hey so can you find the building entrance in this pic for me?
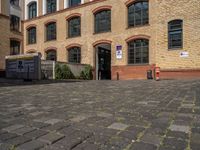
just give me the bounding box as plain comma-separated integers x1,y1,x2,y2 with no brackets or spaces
95,44,111,80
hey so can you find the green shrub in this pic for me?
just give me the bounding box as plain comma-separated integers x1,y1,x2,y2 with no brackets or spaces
61,64,75,79
80,65,93,80
55,64,74,79
55,63,62,79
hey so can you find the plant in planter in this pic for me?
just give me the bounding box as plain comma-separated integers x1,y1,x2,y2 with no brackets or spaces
80,65,93,80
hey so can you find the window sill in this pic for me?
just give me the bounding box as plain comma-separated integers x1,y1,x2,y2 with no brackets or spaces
27,43,37,46
93,30,111,35
10,30,22,35
66,35,81,39
168,47,183,51
126,24,150,30
45,39,57,43
127,63,150,66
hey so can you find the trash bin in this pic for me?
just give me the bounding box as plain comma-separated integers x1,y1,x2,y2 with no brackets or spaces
147,70,153,79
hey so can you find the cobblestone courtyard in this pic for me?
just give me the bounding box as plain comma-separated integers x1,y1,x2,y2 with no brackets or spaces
0,80,200,150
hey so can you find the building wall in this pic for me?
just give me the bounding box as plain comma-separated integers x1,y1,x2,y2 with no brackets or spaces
0,0,23,71
155,0,200,70
21,0,200,79
0,15,10,70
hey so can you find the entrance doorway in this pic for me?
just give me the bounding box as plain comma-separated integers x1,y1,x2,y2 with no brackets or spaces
95,43,111,80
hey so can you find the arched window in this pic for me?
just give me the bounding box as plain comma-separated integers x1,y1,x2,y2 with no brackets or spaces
128,1,149,27
47,0,56,14
10,40,20,55
27,27,36,44
128,39,149,64
46,22,56,41
68,47,81,63
68,17,81,37
69,0,81,7
28,2,37,19
168,20,183,49
94,10,111,33
46,50,57,61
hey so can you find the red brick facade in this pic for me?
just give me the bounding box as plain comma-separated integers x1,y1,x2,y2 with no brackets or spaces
111,65,155,80
160,69,200,80
112,66,200,80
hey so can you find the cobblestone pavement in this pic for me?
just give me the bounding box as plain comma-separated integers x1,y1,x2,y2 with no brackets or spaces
0,80,200,150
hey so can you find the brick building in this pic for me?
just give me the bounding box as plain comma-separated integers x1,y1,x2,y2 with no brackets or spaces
1,0,200,80
0,0,23,74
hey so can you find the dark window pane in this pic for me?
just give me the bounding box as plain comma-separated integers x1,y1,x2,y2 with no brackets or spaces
28,2,37,19
10,15,20,31
46,50,57,61
68,17,81,37
68,47,81,63
69,0,81,7
128,39,149,64
46,22,56,41
10,40,20,55
10,0,19,7
27,27,36,44
95,10,111,33
128,1,149,27
168,20,183,49
47,0,56,14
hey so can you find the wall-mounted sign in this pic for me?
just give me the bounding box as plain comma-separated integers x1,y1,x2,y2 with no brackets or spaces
116,45,122,59
180,52,189,58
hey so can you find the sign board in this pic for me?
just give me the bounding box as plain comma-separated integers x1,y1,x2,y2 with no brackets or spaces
180,52,189,58
5,53,41,80
116,45,122,59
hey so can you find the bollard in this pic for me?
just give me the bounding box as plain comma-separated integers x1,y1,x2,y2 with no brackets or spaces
117,72,119,80
155,67,160,81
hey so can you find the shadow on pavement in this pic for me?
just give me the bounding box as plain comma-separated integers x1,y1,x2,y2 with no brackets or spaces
0,78,85,87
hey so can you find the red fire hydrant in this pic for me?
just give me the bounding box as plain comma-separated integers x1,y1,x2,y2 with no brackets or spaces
155,67,160,81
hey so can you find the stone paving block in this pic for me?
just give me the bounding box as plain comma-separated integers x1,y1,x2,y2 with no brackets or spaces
33,118,50,123
44,119,62,125
29,121,49,129
25,106,36,111
24,130,48,139
11,127,36,135
104,136,131,150
162,137,187,150
0,132,18,142
191,133,200,144
141,134,161,146
5,136,32,146
70,115,87,122
29,111,44,117
72,142,99,150
38,132,65,144
190,143,200,150
108,123,129,131
169,124,190,133
2,124,24,132
41,122,70,132
51,137,83,150
166,130,189,140
16,140,46,150
130,142,157,150
97,112,113,118
0,143,12,150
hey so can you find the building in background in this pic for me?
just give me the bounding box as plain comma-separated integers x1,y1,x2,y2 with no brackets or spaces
0,0,200,80
0,0,23,75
